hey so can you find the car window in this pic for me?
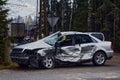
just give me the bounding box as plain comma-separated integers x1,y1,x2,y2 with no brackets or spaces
57,35,74,47
75,34,81,44
44,33,59,46
91,37,97,43
75,34,93,44
91,33,104,41
81,35,93,44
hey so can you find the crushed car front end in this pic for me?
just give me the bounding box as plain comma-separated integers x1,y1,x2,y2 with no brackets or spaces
10,48,30,65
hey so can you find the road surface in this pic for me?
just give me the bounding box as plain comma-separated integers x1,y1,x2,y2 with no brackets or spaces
0,53,120,80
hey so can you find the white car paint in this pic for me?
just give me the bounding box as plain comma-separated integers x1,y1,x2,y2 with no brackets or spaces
11,31,114,68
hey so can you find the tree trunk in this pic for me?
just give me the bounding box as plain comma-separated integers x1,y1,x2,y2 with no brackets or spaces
88,0,92,31
3,37,10,65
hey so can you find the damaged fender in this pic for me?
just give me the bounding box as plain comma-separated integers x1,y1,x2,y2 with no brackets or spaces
37,49,47,57
37,47,55,57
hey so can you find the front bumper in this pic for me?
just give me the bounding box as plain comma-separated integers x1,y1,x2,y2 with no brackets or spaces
11,56,29,64
10,49,36,65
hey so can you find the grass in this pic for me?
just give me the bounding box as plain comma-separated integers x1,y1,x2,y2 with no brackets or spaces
0,63,18,70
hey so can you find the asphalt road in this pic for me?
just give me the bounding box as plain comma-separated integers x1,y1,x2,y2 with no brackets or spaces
0,53,120,80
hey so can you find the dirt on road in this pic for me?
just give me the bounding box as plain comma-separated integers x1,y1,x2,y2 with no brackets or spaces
106,53,120,66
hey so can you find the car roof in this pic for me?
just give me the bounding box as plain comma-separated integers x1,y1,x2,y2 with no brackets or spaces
60,31,101,42
61,31,104,35
61,31,83,35
85,32,104,34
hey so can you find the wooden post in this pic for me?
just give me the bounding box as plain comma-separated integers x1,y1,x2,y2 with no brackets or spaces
44,0,48,36
39,0,42,39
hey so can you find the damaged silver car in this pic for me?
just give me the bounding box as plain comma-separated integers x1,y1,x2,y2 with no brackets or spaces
10,31,114,68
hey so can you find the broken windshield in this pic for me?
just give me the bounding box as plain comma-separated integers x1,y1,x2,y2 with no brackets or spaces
43,32,61,46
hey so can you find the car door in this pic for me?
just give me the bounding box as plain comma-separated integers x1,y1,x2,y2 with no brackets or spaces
79,34,97,60
55,34,81,62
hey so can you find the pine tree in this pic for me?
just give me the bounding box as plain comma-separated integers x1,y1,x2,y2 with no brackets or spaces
73,0,120,51
0,0,10,65
94,0,120,50
72,0,88,32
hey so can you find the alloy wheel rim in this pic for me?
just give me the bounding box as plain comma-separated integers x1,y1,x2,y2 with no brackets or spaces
43,57,53,68
95,53,105,64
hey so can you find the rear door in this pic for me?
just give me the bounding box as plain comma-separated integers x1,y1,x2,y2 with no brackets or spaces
78,34,96,60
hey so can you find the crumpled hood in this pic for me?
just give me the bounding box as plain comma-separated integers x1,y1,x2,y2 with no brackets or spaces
14,40,52,50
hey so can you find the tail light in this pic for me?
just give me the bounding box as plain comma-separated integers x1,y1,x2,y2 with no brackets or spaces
110,43,113,49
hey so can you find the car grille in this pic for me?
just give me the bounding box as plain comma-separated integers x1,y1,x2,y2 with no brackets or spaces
12,48,23,53
11,53,26,57
11,48,25,57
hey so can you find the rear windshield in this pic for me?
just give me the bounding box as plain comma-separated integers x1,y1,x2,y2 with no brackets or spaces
91,34,104,41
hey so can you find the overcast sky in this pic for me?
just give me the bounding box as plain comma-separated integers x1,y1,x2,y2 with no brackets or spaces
7,0,36,18
7,0,73,18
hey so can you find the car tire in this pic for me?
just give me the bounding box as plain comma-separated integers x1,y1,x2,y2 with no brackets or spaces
92,51,106,66
41,55,55,69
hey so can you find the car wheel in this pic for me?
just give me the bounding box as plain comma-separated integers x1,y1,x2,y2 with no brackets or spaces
29,54,40,68
41,55,55,69
92,51,106,66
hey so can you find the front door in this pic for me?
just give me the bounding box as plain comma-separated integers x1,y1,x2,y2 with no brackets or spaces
55,35,81,62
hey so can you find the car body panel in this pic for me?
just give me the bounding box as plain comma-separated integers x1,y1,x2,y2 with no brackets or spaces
10,31,114,67
15,40,52,50
55,44,81,62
